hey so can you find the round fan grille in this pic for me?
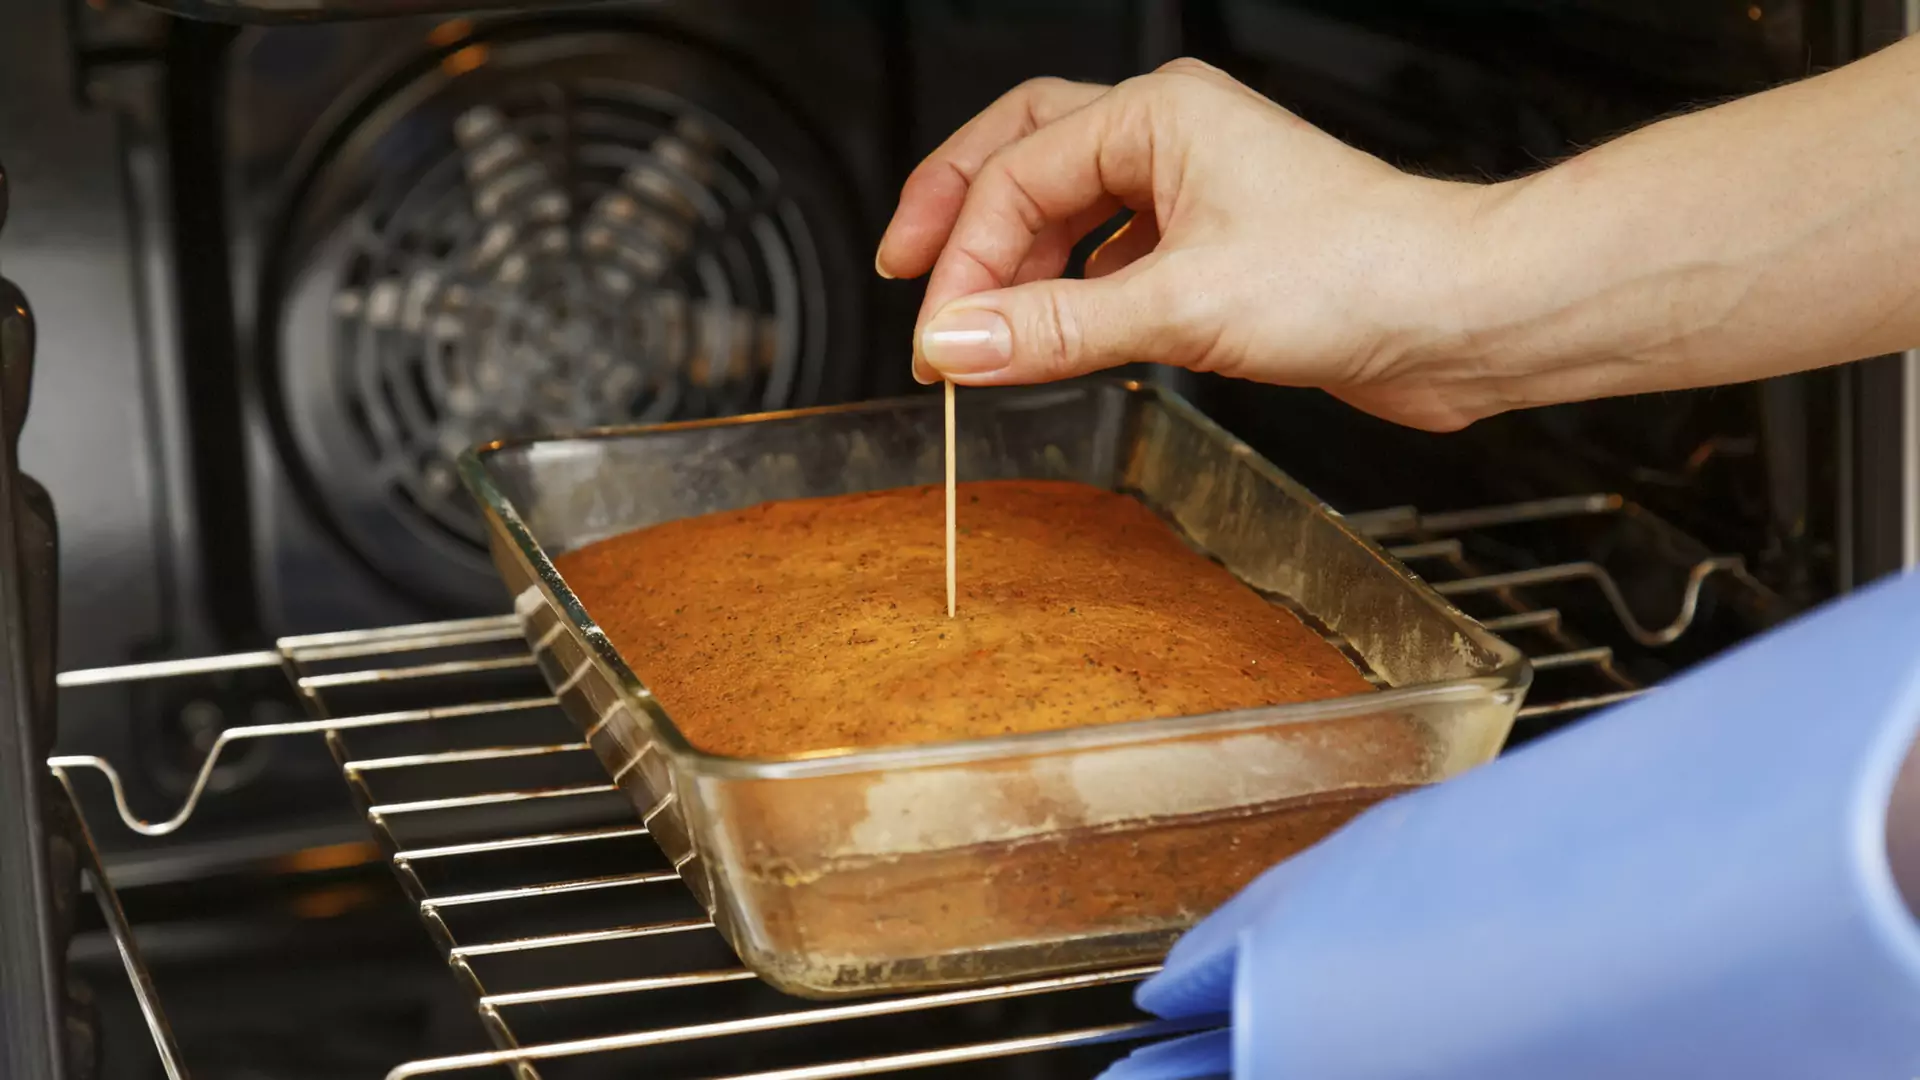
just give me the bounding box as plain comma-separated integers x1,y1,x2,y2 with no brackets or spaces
266,31,862,607
333,82,817,542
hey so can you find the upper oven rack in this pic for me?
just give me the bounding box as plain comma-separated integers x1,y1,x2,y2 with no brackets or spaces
48,492,1764,1080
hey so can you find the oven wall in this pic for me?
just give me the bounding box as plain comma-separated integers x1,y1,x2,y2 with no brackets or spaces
0,0,186,673
1842,0,1920,585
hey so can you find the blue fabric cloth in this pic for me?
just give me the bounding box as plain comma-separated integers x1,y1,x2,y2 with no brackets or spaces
1104,570,1920,1079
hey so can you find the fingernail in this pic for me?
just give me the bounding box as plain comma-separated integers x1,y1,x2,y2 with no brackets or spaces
920,306,1011,376
874,249,895,280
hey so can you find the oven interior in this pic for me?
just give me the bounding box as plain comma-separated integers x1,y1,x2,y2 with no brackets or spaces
0,1,1913,1077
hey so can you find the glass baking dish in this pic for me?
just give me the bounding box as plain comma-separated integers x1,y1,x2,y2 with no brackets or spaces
459,380,1531,998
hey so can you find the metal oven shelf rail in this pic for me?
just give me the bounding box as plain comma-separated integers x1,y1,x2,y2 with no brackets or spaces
48,493,1755,1080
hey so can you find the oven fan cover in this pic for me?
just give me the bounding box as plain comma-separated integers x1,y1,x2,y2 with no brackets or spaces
264,28,864,611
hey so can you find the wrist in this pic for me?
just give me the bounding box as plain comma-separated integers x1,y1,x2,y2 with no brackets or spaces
1377,159,1657,428
1346,174,1537,430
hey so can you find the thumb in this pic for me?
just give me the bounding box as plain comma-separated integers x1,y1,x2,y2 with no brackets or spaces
1133,849,1307,1019
914,270,1186,386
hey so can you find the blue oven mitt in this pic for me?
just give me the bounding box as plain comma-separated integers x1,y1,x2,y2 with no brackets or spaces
1102,569,1920,1080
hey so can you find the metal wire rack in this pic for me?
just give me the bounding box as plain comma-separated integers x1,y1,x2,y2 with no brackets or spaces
47,493,1766,1080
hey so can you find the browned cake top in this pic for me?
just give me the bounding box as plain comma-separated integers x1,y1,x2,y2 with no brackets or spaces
554,479,1375,758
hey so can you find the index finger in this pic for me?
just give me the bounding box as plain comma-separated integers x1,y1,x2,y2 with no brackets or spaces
918,80,1162,323
876,77,1107,280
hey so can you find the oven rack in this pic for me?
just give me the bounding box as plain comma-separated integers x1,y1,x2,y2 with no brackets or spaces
48,493,1759,1080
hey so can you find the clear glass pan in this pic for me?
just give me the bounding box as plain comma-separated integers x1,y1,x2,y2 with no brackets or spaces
460,380,1530,997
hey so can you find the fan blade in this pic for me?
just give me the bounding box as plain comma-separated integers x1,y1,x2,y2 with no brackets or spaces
453,105,571,226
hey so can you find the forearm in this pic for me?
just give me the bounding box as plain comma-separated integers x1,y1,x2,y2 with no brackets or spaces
1435,34,1920,412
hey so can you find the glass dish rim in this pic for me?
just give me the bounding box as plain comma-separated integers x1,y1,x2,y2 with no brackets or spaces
457,379,1533,782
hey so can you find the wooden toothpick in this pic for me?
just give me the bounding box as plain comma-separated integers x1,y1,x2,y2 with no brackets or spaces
944,378,956,619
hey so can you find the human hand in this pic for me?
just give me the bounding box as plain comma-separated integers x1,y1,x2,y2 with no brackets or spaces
886,41,1920,430
874,60,1499,431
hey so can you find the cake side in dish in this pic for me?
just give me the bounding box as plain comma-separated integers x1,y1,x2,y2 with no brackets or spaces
552,479,1379,759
